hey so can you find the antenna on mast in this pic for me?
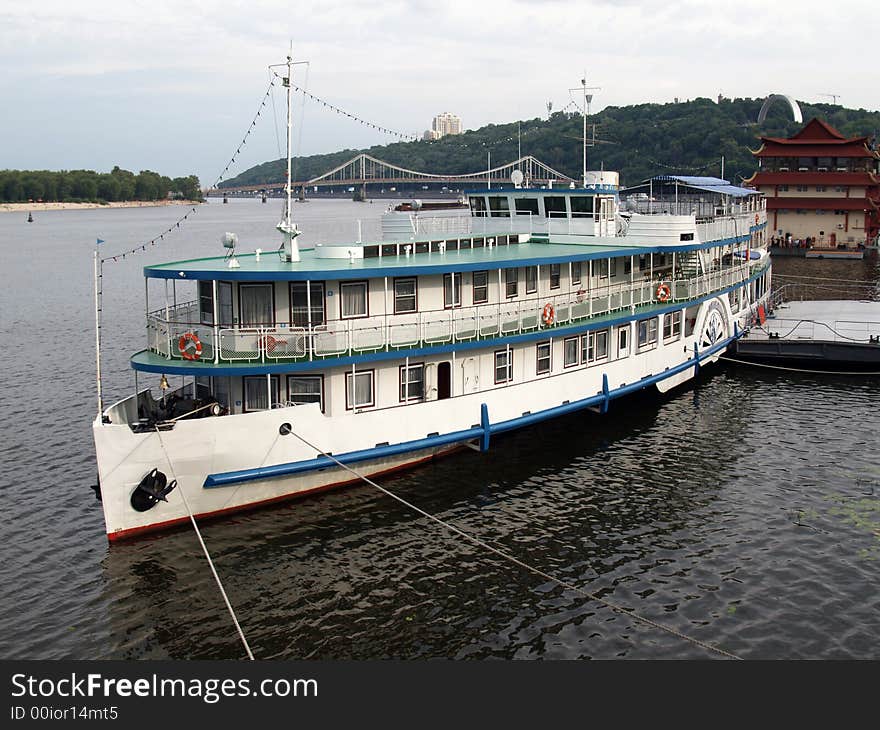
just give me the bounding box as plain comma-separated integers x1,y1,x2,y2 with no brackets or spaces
569,73,600,188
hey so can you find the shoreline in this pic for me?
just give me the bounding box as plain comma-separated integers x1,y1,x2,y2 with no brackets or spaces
0,200,203,213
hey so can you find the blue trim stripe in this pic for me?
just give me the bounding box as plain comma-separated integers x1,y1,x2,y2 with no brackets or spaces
203,334,736,489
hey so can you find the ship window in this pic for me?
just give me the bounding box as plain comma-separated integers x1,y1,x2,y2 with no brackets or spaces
494,349,513,384
597,259,609,279
580,329,608,363
514,198,540,216
544,196,567,218
290,281,325,327
609,259,617,278
199,281,214,325
287,375,324,412
638,254,648,271
472,237,485,248
415,242,429,254
505,268,518,298
570,196,594,217
446,239,459,251
571,261,582,285
638,317,658,347
394,277,418,314
488,196,510,217
563,337,579,367
239,284,274,326
243,376,280,412
444,272,462,308
399,363,425,403
536,341,551,375
680,232,694,241
663,310,682,340
525,266,538,294
473,270,489,304
549,263,561,289
363,245,380,258
340,281,368,318
470,196,487,216
345,370,375,410
624,258,632,275
382,244,398,256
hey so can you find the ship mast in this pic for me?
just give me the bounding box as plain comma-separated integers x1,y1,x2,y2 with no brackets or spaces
570,74,600,188
276,48,302,262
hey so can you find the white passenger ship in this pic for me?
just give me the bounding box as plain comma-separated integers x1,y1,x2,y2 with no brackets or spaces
92,67,771,541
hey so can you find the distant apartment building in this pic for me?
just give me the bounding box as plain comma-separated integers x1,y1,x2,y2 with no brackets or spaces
423,112,462,140
747,118,880,246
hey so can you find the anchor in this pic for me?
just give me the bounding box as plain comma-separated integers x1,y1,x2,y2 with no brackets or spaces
130,468,178,512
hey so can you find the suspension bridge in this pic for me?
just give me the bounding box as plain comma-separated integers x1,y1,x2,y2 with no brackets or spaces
210,154,577,196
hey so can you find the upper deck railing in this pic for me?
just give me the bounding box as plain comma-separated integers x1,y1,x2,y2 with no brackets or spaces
146,260,760,365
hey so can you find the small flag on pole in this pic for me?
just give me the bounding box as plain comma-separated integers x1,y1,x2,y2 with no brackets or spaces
96,238,105,245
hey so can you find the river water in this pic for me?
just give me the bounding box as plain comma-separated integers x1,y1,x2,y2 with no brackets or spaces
1,199,878,660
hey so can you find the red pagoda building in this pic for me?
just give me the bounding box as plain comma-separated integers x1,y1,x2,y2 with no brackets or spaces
747,118,880,247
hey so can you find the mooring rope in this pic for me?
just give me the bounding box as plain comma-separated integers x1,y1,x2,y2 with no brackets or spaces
721,355,880,376
752,318,875,343
153,426,255,660
285,428,741,660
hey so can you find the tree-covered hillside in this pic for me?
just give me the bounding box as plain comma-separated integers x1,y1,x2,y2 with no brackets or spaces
0,166,202,203
221,97,880,189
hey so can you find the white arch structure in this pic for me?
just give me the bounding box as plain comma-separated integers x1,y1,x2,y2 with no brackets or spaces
757,94,803,125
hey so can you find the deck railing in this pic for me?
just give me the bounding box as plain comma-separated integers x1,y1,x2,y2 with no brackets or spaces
146,262,755,363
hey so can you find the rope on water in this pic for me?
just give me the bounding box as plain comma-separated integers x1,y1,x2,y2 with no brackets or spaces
720,355,880,376
286,428,741,660
154,426,255,660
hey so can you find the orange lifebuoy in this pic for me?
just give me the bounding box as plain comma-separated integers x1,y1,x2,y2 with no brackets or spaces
178,332,202,361
541,303,555,325
656,283,672,302
755,214,759,226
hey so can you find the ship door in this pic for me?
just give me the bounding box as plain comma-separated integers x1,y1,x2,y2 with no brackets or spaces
618,325,630,359
437,361,451,400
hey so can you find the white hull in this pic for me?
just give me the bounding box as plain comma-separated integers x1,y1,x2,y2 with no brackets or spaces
94,294,764,540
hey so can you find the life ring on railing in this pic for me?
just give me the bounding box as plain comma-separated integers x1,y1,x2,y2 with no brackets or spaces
656,283,672,302
177,332,202,361
259,334,278,354
541,303,555,325
755,214,759,226
576,289,586,303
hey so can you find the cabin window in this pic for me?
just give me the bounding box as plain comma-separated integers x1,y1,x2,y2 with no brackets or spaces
199,281,214,325
563,337,579,367
218,282,233,327
638,254,648,271
514,198,540,216
345,370,375,410
680,232,694,241
582,330,608,363
488,196,510,217
340,281,368,318
536,341,551,375
663,311,682,340
609,258,617,277
505,268,518,298
473,270,489,304
544,196,567,218
571,261,582,286
638,317,658,348
363,245,380,258
394,277,418,314
623,258,632,276
399,363,425,403
549,263,561,289
444,272,462,308
470,196,487,216
213,377,231,411
525,266,538,294
597,259,609,279
494,349,513,384
239,284,274,326
728,288,740,313
287,375,324,412
569,196,594,217
243,376,280,412
290,281,325,327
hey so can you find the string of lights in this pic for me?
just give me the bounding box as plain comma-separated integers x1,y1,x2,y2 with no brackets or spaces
100,77,279,264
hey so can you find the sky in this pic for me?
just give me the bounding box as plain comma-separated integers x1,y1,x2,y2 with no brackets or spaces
1,0,877,184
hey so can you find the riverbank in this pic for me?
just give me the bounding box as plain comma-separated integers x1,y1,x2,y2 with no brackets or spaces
0,199,202,213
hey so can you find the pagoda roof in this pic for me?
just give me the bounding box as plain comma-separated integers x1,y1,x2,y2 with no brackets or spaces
753,117,877,158
747,171,880,185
